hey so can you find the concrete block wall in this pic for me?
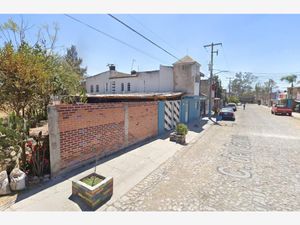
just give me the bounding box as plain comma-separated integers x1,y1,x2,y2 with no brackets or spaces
48,102,158,176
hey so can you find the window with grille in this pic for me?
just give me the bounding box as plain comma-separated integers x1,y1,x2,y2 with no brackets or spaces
127,82,131,92
96,84,99,92
90,85,94,93
121,83,124,92
111,81,116,93
105,83,108,92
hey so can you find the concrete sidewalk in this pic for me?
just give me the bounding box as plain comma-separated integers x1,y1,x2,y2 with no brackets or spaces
4,118,214,211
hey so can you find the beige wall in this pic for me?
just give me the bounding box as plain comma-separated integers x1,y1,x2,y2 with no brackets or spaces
173,63,200,96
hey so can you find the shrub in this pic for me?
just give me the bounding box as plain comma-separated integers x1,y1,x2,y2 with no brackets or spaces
0,117,24,173
227,96,240,104
176,123,188,136
25,132,50,177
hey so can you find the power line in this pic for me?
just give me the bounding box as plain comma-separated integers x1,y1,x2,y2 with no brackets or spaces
107,14,180,61
127,15,185,57
220,45,231,73
64,14,168,64
215,69,300,76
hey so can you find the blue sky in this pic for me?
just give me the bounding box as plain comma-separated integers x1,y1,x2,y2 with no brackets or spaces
1,14,300,90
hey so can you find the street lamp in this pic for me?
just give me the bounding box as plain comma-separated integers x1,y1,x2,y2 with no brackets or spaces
213,70,229,76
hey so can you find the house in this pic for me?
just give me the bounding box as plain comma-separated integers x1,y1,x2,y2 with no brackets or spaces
287,86,300,111
86,64,174,94
85,55,203,129
85,56,201,96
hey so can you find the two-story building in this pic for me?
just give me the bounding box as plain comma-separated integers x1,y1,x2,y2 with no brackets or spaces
86,56,201,96
85,56,205,129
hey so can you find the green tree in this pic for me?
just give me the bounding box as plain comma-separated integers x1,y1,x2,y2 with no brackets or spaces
65,45,87,79
213,75,223,98
280,74,297,88
231,72,257,97
254,82,262,101
0,19,83,123
227,96,239,104
0,42,49,117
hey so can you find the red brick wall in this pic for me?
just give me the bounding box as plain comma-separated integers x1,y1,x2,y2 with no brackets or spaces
54,102,158,170
128,102,158,145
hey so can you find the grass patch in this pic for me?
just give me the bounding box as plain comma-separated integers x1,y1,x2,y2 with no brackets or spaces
81,175,103,187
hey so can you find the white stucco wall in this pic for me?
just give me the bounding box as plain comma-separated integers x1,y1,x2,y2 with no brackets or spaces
85,71,110,94
192,64,201,96
85,61,200,95
111,77,139,93
194,82,200,96
85,66,174,94
136,71,160,93
159,65,173,92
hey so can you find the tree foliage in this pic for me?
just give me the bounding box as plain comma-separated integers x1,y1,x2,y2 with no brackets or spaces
65,45,87,79
213,75,223,98
0,19,85,125
227,96,240,104
280,74,298,88
254,79,278,105
231,72,257,97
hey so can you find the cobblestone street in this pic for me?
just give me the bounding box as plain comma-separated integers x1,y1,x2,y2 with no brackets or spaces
104,104,300,211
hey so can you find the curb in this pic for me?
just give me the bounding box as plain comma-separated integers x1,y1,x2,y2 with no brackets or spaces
101,119,214,211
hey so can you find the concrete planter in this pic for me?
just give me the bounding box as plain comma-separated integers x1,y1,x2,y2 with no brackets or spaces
169,132,186,145
72,173,113,209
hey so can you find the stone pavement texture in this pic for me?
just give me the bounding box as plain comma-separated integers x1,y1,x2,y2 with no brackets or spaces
103,104,300,211
2,118,213,211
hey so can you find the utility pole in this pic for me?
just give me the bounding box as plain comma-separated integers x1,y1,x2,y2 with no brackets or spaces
269,79,273,107
204,42,222,119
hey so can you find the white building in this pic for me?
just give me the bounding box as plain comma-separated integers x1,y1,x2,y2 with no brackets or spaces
85,56,201,96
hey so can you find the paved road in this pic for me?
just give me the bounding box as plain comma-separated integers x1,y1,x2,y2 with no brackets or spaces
104,104,300,211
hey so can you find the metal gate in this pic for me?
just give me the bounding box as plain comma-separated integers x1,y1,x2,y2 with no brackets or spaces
164,100,181,130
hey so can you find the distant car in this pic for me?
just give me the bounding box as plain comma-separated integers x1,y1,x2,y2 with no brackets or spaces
226,103,237,111
271,104,292,116
219,107,235,121
237,102,242,106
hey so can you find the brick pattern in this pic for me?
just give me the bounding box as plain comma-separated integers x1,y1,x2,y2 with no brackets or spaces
128,102,158,145
54,102,158,170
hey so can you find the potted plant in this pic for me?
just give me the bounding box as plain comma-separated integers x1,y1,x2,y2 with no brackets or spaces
170,123,188,145
72,147,113,209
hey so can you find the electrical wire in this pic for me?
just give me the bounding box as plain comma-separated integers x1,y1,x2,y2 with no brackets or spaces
107,14,180,61
127,15,185,57
64,14,168,64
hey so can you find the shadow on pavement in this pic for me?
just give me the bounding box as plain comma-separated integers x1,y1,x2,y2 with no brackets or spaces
9,117,210,210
